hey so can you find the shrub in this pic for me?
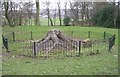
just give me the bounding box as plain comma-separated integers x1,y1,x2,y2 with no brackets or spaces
63,16,71,26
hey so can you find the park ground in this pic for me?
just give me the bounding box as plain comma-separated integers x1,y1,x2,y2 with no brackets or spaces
2,26,118,75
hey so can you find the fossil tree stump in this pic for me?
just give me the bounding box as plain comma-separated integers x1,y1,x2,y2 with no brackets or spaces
34,29,79,57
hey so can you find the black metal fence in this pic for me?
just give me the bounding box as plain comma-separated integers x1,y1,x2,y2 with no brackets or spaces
33,40,81,58
2,35,8,51
2,31,116,58
108,34,116,51
5,40,80,58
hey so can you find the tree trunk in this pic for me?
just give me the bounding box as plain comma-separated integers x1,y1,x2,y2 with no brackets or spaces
81,2,85,26
47,8,50,26
53,10,56,26
19,14,22,26
73,2,79,24
58,2,62,26
59,14,62,26
29,17,30,26
48,17,49,26
86,3,90,26
49,18,53,26
64,2,67,17
35,0,40,26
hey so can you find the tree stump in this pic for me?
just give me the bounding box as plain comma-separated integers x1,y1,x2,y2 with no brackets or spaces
34,29,79,57
82,38,92,48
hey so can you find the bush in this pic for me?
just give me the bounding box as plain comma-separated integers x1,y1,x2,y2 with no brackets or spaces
63,16,71,26
92,4,120,28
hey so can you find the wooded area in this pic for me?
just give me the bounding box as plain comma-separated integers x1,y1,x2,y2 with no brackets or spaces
1,1,120,28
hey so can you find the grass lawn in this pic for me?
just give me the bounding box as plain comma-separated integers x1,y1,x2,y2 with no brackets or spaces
25,18,63,26
2,26,118,75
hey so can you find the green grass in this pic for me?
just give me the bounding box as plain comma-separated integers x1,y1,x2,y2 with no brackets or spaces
40,18,63,26
2,26,118,75
2,26,118,44
2,48,118,75
26,18,63,26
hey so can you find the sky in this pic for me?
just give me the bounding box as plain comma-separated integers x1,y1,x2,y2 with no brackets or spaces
39,0,70,9
37,0,119,9
1,0,70,9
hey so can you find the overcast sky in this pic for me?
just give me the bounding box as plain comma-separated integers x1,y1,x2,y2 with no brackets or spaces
1,0,71,9
39,0,119,9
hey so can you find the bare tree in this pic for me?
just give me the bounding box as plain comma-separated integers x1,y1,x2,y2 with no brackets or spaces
69,1,93,26
88,3,94,26
18,2,23,26
3,1,35,26
46,1,50,26
23,2,34,26
11,2,21,26
83,2,92,26
69,1,80,25
3,2,19,26
81,2,85,26
3,2,14,26
57,0,62,26
3,2,26,26
85,3,89,25
44,1,50,26
35,0,40,26
64,1,68,17
53,9,57,26
49,16,53,26
45,1,53,26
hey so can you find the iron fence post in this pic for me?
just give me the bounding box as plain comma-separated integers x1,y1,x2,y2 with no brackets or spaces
31,31,33,40
2,35,9,52
104,31,106,40
13,32,15,42
88,31,90,38
33,42,36,57
71,31,73,36
108,34,116,52
5,38,9,52
108,38,111,52
78,41,81,57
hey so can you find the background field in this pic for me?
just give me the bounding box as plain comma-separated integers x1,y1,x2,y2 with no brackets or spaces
24,18,63,26
2,26,118,75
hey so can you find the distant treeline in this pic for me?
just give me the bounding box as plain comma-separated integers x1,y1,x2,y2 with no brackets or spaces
1,1,120,28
